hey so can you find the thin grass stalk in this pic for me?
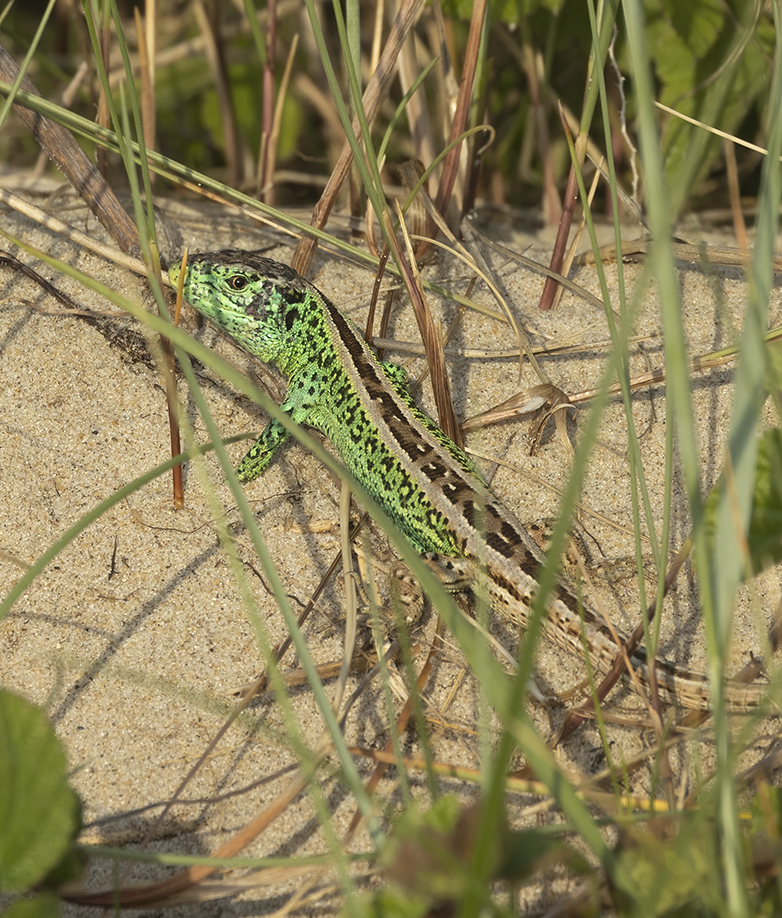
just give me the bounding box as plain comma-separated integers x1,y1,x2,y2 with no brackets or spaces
376,55,439,165
724,139,749,250
144,1,156,147
262,0,277,200
194,0,244,185
538,0,618,311
707,4,782,910
133,7,156,191
516,179,627,690
0,0,56,129
242,0,276,196
107,2,160,251
242,0,268,65
465,0,490,214
81,3,147,242
621,0,776,910
345,0,361,103
395,13,436,172
612,0,711,806
584,0,668,669
101,24,162,279
306,0,386,224
363,573,418,807
711,23,782,684
96,1,111,177
261,32,298,201
73,22,159,266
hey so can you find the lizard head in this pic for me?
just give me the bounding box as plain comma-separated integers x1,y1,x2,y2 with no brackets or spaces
169,249,312,366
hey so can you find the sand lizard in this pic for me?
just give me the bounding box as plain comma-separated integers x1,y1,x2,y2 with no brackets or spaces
170,249,769,711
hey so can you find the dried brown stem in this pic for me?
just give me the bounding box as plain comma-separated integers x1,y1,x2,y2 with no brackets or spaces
0,45,139,255
537,120,586,311
429,0,487,237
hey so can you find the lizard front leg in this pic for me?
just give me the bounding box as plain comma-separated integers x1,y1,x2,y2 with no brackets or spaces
236,415,293,481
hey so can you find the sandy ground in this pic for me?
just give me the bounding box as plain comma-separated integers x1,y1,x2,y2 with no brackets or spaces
2,174,782,914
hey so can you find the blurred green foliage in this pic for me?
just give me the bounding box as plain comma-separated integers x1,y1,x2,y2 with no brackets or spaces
0,690,83,914
0,0,774,212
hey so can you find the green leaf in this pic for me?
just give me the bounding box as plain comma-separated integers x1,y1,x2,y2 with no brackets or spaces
640,0,772,208
379,796,505,903
2,891,61,918
0,691,81,894
613,819,722,916
664,0,723,59
703,427,782,579
744,428,782,575
497,828,588,883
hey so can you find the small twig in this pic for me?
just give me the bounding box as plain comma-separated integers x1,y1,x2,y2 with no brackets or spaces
724,138,749,251
392,201,461,445
0,187,149,276
537,110,585,311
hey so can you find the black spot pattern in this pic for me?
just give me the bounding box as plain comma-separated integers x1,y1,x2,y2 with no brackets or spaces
182,249,528,561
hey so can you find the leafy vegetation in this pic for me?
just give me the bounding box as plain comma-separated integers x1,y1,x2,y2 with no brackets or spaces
0,1,774,211
0,690,83,915
0,0,781,914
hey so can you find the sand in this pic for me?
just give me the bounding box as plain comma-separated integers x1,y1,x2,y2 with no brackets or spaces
1,174,780,914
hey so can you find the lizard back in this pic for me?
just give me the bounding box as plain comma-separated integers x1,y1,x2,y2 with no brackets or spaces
171,250,769,712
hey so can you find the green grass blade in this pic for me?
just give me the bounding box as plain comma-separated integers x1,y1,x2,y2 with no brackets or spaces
0,0,57,130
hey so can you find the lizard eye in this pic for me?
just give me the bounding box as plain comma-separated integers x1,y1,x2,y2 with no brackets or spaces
230,275,248,291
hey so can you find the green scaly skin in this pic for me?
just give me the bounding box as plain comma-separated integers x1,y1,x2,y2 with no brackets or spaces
169,249,768,711
171,250,483,556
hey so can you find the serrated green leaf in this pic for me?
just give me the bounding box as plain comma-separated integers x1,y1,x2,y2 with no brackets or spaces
0,691,81,894
641,0,771,207
664,0,724,59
